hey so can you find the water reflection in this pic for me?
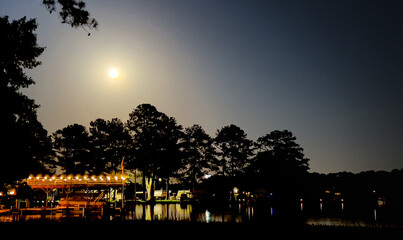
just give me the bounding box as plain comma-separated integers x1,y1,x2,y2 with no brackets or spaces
128,203,192,221
124,203,254,223
1,201,402,228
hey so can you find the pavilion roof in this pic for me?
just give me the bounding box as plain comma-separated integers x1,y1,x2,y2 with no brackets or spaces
26,174,128,189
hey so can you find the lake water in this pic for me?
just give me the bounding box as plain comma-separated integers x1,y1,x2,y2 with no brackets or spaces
1,202,402,228
124,203,253,223
121,202,403,227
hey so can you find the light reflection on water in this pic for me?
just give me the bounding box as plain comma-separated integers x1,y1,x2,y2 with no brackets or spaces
306,217,369,227
124,204,246,223
1,203,402,227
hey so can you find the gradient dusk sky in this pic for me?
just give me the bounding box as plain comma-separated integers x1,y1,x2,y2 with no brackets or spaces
1,0,403,173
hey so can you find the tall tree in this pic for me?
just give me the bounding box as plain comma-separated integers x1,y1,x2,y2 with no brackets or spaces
53,124,92,175
254,130,309,178
89,118,131,174
0,1,96,183
251,130,310,214
180,124,217,190
0,16,53,182
126,104,183,201
215,124,254,177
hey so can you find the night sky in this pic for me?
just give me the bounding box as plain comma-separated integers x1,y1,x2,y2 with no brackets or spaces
1,0,403,173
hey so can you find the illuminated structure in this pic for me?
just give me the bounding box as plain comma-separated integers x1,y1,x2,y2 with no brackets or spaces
27,174,127,189
26,174,128,208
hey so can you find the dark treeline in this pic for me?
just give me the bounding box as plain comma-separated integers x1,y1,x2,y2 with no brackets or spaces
2,98,403,215
1,12,403,216
22,103,311,203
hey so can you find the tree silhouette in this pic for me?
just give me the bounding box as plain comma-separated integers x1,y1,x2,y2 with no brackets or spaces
89,118,131,174
0,0,96,183
180,124,217,190
250,130,310,204
53,124,92,175
42,0,98,30
215,124,254,177
0,16,53,182
126,104,183,201
254,130,309,178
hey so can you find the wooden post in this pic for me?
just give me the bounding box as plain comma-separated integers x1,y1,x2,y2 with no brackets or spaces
134,169,137,201
45,191,48,207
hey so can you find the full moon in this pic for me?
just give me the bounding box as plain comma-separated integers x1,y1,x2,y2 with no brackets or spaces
108,68,119,79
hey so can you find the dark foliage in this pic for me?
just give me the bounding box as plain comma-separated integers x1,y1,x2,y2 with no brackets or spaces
0,16,53,183
53,124,92,175
215,124,254,177
126,104,183,199
89,118,131,174
179,124,217,189
43,0,98,30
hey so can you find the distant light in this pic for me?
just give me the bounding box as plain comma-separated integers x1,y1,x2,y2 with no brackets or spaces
204,174,212,179
205,210,211,223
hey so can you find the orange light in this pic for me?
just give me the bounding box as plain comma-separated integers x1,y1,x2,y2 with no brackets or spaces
8,189,16,195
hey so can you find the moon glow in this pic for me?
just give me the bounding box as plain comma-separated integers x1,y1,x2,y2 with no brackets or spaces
109,68,119,79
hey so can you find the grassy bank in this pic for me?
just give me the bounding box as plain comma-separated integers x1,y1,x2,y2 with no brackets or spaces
1,220,402,238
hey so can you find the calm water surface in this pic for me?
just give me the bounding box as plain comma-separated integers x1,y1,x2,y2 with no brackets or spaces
1,202,402,228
